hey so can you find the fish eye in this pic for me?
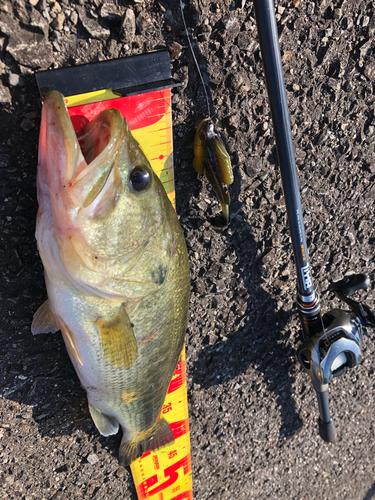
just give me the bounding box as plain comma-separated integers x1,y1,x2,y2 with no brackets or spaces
129,166,151,192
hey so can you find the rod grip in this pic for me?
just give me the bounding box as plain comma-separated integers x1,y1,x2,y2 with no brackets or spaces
314,384,337,442
318,418,337,442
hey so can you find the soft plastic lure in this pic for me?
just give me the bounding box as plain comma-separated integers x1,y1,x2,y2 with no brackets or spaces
193,118,233,225
180,0,234,225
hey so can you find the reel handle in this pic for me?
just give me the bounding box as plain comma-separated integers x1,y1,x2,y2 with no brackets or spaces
333,274,370,297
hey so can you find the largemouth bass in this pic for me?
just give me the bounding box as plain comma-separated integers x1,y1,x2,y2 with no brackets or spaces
32,91,190,465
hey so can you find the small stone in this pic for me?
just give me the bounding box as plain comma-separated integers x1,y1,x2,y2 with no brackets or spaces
136,11,151,34
363,15,370,27
100,2,122,21
209,333,218,345
333,8,342,19
168,41,182,59
120,8,136,42
20,118,35,131
9,73,19,86
0,154,10,168
0,14,19,37
229,114,240,129
70,10,78,25
0,84,11,106
360,40,372,58
7,29,54,69
223,16,240,33
52,11,65,30
237,32,252,51
116,466,126,478
307,2,315,15
78,6,110,40
18,65,33,75
29,8,49,36
364,61,375,80
29,0,39,5
106,38,120,58
87,453,100,465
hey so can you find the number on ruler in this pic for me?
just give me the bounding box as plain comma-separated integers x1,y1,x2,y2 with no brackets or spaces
162,402,172,414
139,455,191,498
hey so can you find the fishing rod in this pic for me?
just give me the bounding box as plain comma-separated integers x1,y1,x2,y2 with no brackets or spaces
253,0,375,441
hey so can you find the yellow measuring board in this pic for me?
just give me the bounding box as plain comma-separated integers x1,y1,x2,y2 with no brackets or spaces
131,347,192,500
64,88,192,500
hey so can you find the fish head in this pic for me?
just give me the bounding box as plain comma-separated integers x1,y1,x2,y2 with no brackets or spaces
37,91,175,296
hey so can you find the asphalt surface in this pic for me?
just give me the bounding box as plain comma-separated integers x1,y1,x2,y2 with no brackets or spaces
1,0,375,499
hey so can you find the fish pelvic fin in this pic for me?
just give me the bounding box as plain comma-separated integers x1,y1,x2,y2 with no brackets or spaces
95,303,138,370
89,404,119,436
119,418,174,466
31,300,60,335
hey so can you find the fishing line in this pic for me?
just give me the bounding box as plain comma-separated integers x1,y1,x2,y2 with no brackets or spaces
179,0,211,119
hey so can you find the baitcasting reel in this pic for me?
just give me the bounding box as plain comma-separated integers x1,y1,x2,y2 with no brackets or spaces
297,274,375,441
253,0,375,442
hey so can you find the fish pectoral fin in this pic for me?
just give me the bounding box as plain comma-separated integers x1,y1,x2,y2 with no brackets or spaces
119,418,174,466
95,304,138,370
211,135,234,185
89,404,119,436
31,300,60,335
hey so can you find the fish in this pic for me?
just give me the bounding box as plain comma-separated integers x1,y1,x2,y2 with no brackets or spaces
32,90,190,465
193,118,234,226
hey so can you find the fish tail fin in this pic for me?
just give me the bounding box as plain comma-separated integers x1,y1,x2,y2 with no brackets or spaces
119,418,174,465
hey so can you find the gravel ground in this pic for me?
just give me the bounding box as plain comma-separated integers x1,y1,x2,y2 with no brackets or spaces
1,0,375,499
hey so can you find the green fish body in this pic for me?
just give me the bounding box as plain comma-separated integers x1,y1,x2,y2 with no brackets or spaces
32,91,190,465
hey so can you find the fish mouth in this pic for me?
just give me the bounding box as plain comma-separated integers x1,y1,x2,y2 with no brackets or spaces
40,91,125,211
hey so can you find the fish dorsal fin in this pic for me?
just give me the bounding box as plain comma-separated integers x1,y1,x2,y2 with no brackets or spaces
95,304,138,370
31,300,60,335
211,135,234,185
89,404,119,436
